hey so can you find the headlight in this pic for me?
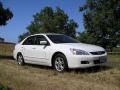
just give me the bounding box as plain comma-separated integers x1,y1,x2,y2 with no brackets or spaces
70,48,89,55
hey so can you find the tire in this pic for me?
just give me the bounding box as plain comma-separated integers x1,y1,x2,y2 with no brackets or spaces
53,54,68,72
17,54,25,65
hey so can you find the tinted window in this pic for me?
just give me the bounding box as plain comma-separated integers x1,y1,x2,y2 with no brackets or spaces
35,35,48,45
22,36,35,45
47,35,79,43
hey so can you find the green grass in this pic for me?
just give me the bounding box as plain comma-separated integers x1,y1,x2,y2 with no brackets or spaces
112,47,120,52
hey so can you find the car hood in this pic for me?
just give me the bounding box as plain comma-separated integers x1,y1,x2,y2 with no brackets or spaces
56,43,105,52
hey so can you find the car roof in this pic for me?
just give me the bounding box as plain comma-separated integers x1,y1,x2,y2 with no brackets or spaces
30,33,63,36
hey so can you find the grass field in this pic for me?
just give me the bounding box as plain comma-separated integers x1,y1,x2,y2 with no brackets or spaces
0,55,120,90
0,43,120,90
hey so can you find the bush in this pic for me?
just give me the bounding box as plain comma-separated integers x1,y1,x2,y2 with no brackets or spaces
0,84,10,90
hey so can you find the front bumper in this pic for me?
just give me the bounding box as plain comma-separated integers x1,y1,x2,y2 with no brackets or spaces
67,54,107,68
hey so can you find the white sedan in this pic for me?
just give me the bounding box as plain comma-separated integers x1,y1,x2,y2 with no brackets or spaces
13,33,107,72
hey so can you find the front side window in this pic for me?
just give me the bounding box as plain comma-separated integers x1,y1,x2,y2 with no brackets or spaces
47,35,80,43
35,35,48,45
22,36,35,45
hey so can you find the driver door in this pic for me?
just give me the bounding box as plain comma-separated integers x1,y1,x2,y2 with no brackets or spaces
32,35,49,64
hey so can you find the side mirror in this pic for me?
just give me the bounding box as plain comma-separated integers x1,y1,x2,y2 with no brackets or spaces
40,41,48,45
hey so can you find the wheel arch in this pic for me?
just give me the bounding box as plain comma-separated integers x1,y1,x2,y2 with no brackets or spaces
51,52,68,67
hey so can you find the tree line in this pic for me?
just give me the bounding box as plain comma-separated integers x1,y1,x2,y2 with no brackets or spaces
0,0,120,51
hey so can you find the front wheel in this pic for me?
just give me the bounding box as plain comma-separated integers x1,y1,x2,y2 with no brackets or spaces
53,54,68,72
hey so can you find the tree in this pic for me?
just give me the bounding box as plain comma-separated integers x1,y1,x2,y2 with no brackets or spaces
77,31,96,44
79,0,120,51
19,7,78,41
0,2,13,26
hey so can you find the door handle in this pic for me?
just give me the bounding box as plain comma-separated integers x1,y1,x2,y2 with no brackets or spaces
32,48,36,49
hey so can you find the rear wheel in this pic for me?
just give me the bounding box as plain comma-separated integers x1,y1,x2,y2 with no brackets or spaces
17,54,24,65
53,54,68,72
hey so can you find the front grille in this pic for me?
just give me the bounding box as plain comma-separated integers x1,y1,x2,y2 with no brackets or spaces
90,51,105,55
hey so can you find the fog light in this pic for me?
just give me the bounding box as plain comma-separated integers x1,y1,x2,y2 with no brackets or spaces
81,61,89,64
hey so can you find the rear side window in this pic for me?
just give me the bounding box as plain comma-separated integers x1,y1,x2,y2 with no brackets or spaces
22,36,35,45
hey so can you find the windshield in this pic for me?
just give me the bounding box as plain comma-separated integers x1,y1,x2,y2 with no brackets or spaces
47,35,80,43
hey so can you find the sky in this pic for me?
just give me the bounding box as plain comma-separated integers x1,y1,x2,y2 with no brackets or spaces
0,0,86,43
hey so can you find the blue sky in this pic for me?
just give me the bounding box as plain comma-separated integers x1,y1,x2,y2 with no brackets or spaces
0,0,85,43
